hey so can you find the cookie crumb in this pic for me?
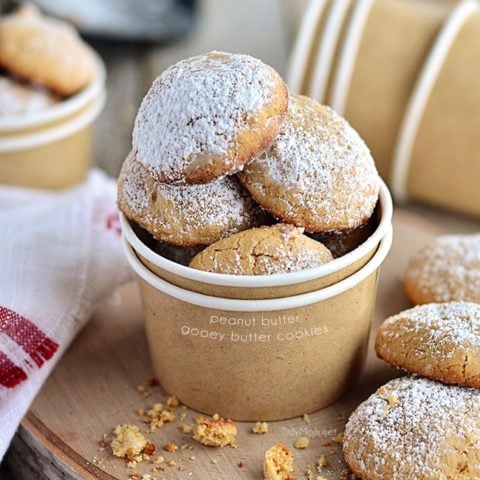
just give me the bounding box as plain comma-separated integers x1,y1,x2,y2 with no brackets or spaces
179,423,194,434
252,421,269,434
302,413,310,424
263,444,295,480
332,432,344,444
163,442,178,453
317,455,328,471
193,415,237,447
167,396,180,409
294,436,310,449
111,424,147,459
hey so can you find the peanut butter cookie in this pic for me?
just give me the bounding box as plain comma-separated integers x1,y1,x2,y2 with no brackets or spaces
189,224,333,275
238,95,380,233
404,234,480,305
344,376,480,480
118,152,266,247
376,302,480,388
132,51,288,185
0,5,95,96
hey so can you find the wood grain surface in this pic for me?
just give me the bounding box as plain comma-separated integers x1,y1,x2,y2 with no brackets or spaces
5,209,452,480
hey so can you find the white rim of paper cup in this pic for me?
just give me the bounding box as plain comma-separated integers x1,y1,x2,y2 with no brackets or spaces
0,90,106,152
286,0,328,94
390,0,478,202
123,226,392,312
0,48,106,132
308,0,351,102
121,179,392,289
329,0,374,114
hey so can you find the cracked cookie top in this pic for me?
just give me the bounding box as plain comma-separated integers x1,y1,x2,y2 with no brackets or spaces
132,51,288,185
404,234,480,305
375,302,480,388
118,151,267,247
189,224,333,275
344,376,480,480
238,95,380,233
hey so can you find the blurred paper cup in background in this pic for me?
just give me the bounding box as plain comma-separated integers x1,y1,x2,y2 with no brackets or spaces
0,50,106,189
289,0,480,218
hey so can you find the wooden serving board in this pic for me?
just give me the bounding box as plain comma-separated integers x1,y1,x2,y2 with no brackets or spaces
6,209,446,479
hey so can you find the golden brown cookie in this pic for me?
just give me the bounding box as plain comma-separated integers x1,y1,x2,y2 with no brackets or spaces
117,152,266,247
344,376,480,480
238,95,380,233
0,5,95,96
263,444,295,480
132,51,288,185
404,234,480,305
189,224,333,275
375,302,480,388
0,74,59,116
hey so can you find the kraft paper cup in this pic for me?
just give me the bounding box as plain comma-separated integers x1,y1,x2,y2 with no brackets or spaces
121,179,392,300
0,50,106,189
123,226,392,421
289,0,480,218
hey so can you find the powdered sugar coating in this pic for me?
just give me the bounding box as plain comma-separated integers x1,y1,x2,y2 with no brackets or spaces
344,376,480,480
0,75,58,116
117,153,266,247
404,234,480,304
132,51,287,184
238,95,380,233
376,302,480,387
189,224,333,275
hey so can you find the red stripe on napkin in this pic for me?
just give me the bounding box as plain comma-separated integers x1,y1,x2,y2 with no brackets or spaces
0,351,28,388
0,306,59,369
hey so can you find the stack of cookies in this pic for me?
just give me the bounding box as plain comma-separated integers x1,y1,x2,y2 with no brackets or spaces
343,236,480,479
118,51,381,275
0,4,95,116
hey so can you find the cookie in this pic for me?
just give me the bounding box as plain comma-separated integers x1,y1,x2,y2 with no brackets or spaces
0,5,95,96
375,302,480,388
310,212,377,258
132,51,288,185
344,376,480,480
117,152,265,247
404,234,480,305
0,75,59,116
238,95,380,233
189,224,333,275
263,444,295,480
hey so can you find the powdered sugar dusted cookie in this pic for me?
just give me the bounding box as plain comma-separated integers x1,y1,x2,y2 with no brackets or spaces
404,234,480,305
0,75,59,116
238,95,380,233
344,376,480,480
132,51,288,185
118,152,266,247
189,224,333,275
0,5,95,96
376,302,480,388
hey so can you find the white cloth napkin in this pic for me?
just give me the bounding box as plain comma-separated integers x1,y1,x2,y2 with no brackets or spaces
0,170,131,460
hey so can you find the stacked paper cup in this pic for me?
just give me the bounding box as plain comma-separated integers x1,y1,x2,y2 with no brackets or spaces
121,181,392,421
288,0,480,217
0,52,106,189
